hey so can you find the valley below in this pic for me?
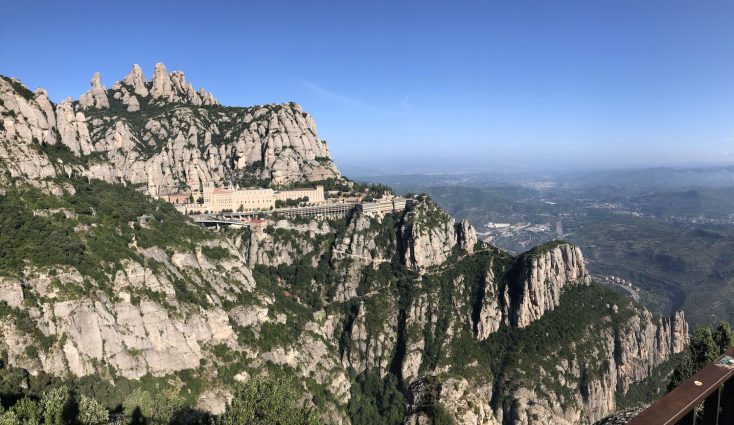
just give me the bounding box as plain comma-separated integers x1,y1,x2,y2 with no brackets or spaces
373,173,734,327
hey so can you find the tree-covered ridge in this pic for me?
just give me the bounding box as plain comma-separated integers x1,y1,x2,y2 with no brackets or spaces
0,374,318,425
0,171,688,424
0,179,208,282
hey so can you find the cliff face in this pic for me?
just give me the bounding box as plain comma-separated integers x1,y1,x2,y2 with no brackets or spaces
0,79,59,187
0,66,340,193
0,72,690,424
508,243,591,328
0,186,688,423
0,242,250,380
399,199,478,273
404,304,687,425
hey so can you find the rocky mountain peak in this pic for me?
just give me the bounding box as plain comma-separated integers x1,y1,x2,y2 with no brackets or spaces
508,242,590,327
1,69,339,192
150,62,174,100
399,199,480,273
78,71,110,109
122,63,149,97
82,63,218,109
90,71,103,89
127,62,219,106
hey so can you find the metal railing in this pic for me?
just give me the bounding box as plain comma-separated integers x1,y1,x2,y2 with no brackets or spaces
628,347,734,425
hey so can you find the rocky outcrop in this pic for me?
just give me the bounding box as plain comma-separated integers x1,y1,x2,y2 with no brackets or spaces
122,63,149,97
341,299,398,376
0,235,257,380
0,277,23,308
671,310,689,353
400,201,457,272
0,77,59,182
474,262,503,340
55,99,94,155
331,212,396,301
0,66,341,193
400,200,481,273
150,63,176,102
405,307,687,425
615,309,689,393
238,220,326,268
147,63,217,106
405,377,499,425
508,242,591,328
401,292,435,384
469,242,590,338
457,219,478,253
126,94,140,112
78,72,109,109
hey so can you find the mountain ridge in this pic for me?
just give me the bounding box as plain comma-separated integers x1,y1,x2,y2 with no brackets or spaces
0,69,689,424
1,64,340,195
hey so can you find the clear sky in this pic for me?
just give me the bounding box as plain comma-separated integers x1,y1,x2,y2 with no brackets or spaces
2,0,733,174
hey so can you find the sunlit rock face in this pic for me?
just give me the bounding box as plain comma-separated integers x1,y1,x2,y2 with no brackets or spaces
0,70,690,424
1,64,340,194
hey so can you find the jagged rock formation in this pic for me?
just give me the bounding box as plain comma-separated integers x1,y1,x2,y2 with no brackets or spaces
0,79,59,186
404,306,687,425
141,63,218,106
0,70,691,424
400,200,478,273
78,72,110,109
0,67,340,193
474,261,503,340
508,243,591,328
0,242,252,379
0,185,689,423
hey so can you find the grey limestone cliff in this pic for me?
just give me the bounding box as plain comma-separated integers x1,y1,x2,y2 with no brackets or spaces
0,71,691,425
0,65,340,194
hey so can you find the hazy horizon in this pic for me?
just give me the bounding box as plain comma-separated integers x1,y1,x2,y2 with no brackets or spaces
339,156,734,178
2,0,733,170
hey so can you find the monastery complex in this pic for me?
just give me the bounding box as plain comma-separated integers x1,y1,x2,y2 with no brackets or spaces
159,183,325,213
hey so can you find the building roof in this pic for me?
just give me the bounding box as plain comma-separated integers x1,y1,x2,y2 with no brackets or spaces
276,187,320,193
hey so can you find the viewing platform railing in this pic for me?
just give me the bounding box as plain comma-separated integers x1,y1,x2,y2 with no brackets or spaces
628,347,734,425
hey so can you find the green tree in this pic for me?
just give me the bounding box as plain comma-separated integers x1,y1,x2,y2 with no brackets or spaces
123,388,184,425
42,386,72,425
347,372,405,425
216,376,320,425
11,398,42,425
0,410,19,425
714,322,734,353
78,395,108,425
669,326,725,391
690,327,720,368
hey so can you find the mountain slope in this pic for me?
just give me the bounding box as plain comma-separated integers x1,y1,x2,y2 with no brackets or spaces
1,64,340,195
0,71,688,424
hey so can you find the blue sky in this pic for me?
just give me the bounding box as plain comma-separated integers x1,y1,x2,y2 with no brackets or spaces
2,0,733,174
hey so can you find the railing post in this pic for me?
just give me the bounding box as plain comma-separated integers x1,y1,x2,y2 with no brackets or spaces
677,409,695,425
702,386,721,425
721,378,734,425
